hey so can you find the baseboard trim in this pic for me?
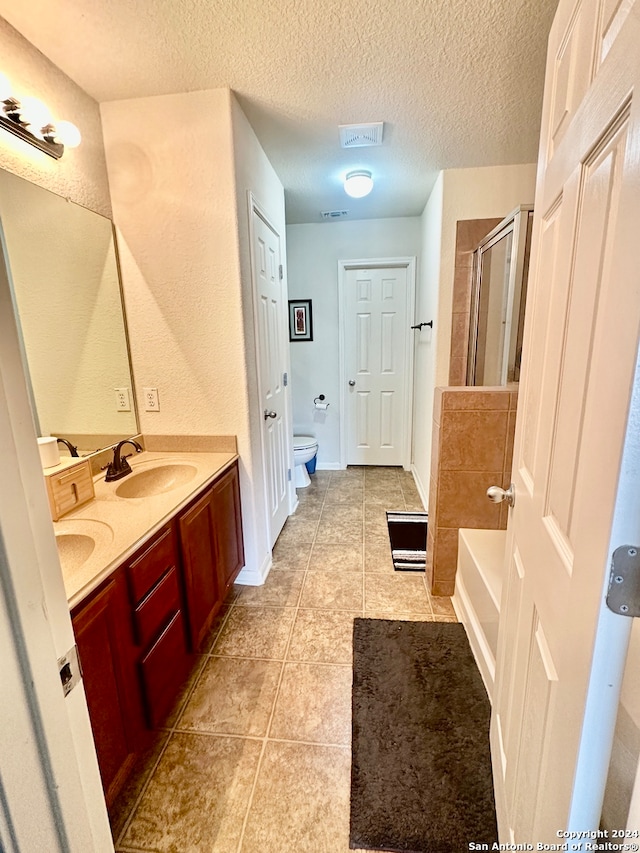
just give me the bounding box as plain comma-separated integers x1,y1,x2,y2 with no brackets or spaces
411,463,429,511
236,551,271,586
316,462,342,471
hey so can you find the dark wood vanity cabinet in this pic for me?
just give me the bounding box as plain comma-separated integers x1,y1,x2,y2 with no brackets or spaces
126,525,191,728
179,461,244,651
71,574,141,808
71,459,244,806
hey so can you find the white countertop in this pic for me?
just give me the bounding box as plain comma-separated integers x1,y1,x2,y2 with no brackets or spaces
55,449,238,609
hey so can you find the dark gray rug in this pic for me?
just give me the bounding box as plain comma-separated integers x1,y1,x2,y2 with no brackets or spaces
350,619,498,852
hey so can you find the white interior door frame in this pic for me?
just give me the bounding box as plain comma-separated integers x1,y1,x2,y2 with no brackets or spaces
0,238,113,850
247,192,294,550
338,257,416,470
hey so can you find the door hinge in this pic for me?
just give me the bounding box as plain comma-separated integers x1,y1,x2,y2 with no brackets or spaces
606,545,640,616
288,468,292,481
279,264,283,280
283,372,288,387
58,644,82,697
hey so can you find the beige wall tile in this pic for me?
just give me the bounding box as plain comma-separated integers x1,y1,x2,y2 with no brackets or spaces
442,387,511,411
448,357,467,386
452,265,473,313
504,409,517,475
439,410,509,472
450,312,470,360
433,527,459,588
437,470,503,528
433,386,444,425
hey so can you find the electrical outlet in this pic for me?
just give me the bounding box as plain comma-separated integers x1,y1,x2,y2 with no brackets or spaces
115,387,131,411
143,387,160,412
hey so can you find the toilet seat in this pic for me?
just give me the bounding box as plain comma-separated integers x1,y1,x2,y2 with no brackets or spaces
293,435,317,451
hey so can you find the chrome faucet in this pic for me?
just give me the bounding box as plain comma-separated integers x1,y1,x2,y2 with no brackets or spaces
56,437,79,457
104,439,143,482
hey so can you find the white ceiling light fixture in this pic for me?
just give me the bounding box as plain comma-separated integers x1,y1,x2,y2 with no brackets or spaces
344,170,373,199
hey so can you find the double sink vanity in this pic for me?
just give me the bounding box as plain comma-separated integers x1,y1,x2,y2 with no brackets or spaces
52,442,244,807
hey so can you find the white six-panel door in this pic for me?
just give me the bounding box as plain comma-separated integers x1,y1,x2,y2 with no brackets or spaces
250,205,289,547
341,261,414,467
492,0,640,841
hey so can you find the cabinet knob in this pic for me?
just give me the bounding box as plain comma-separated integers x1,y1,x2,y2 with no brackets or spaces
264,410,277,420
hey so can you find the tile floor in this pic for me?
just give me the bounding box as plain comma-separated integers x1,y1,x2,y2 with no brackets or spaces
111,466,457,853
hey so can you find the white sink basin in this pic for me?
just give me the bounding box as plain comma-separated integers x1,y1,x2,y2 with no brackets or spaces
115,463,198,499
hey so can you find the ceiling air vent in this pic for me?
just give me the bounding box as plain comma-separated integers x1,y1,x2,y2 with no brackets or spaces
321,210,349,220
339,122,384,148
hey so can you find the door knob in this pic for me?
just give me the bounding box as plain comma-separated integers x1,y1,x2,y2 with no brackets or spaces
264,410,277,420
348,380,356,387
486,483,515,508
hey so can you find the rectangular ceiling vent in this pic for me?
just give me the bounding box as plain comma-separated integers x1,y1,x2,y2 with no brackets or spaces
321,210,349,220
339,122,384,148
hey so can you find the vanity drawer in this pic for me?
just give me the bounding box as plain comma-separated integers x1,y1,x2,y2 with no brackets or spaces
128,527,176,604
139,610,189,728
133,565,180,649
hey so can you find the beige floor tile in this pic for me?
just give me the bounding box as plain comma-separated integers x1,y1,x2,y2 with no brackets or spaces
240,741,351,853
161,654,208,729
324,482,364,504
271,539,312,571
331,468,364,481
212,606,295,659
198,605,231,653
319,503,363,525
121,733,262,852
363,540,394,573
235,571,304,607
288,609,359,664
315,517,363,544
276,518,318,548
364,573,432,614
307,542,363,572
300,571,363,611
431,595,457,617
177,657,282,737
110,731,169,844
364,485,405,506
270,662,352,745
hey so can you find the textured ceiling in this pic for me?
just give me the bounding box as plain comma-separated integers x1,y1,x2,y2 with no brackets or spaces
0,0,559,223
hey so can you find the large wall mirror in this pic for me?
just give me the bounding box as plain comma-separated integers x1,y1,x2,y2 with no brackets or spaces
0,168,138,454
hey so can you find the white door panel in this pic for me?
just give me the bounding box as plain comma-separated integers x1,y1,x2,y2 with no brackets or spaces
492,0,640,840
251,208,289,547
343,264,412,466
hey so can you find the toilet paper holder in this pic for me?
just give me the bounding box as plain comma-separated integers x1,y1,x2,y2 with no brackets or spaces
314,394,329,409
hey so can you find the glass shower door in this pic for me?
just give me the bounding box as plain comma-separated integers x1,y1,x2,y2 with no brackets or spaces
467,206,533,386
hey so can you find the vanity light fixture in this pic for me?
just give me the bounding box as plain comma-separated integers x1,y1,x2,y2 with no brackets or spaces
344,170,374,198
0,73,81,160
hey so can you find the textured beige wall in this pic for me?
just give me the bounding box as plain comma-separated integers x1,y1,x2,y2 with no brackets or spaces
101,89,248,439
0,17,111,216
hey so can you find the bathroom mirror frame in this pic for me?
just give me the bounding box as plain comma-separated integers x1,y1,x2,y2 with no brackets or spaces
0,168,140,455
466,205,534,387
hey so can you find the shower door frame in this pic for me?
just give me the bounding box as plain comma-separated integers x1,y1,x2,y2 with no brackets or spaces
467,205,533,386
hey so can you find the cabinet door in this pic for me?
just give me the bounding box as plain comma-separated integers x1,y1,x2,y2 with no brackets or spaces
210,462,245,595
179,489,220,651
72,577,137,807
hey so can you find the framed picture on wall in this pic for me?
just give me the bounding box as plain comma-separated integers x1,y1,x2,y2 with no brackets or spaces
288,299,313,342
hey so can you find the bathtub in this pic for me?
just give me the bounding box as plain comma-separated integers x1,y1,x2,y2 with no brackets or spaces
452,528,507,703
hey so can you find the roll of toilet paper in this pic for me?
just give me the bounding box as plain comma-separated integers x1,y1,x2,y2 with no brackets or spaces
38,436,60,468
314,401,329,410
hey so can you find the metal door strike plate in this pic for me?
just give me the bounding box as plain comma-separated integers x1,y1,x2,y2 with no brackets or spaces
58,644,82,697
606,546,640,617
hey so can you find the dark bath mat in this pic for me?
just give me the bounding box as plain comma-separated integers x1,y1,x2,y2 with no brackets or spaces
386,512,427,571
350,619,497,852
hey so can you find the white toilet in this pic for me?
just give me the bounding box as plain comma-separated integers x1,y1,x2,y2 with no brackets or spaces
293,435,318,487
